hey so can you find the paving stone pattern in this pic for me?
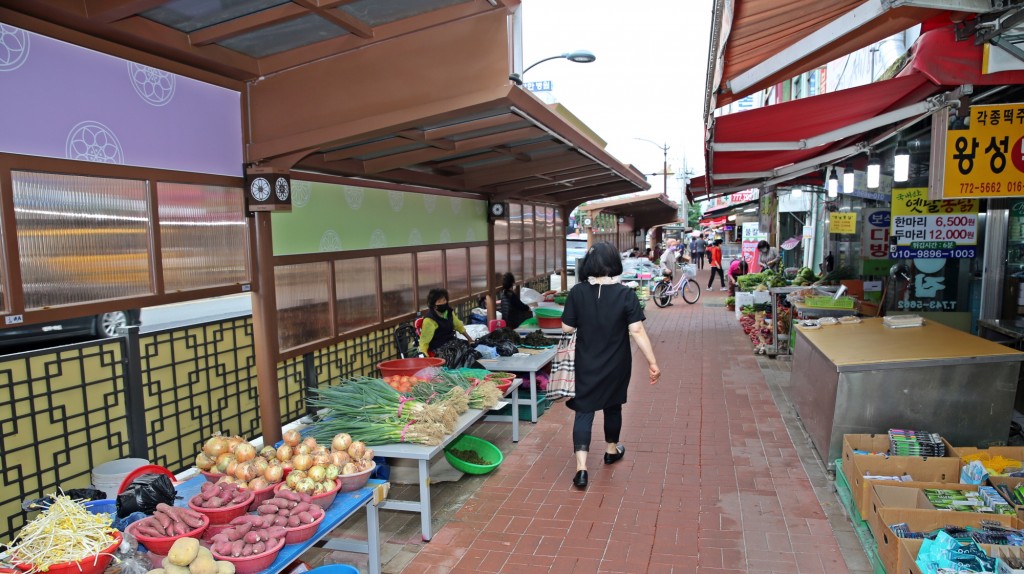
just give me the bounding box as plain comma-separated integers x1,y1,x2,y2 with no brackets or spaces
313,273,862,573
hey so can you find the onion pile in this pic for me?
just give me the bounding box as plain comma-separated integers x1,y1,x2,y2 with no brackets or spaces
276,433,374,495
195,434,283,490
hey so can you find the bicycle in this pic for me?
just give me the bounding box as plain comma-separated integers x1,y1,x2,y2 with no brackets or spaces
652,265,701,307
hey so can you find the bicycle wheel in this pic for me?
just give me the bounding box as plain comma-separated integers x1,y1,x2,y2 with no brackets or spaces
652,282,672,308
680,279,701,304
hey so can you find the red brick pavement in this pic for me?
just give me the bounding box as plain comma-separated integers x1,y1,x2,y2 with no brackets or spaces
401,288,851,574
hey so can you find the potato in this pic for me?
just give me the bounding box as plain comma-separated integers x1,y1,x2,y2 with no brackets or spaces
189,555,218,574
161,559,190,574
168,538,201,567
148,569,166,574
215,562,236,574
197,547,214,562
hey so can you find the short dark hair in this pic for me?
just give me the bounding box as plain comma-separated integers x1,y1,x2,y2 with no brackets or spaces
579,241,623,281
501,272,515,291
757,240,770,250
427,288,449,309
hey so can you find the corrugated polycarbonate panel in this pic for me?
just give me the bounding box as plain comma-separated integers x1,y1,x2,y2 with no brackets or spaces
335,257,378,334
381,253,414,320
537,240,546,277
158,183,248,292
446,248,468,300
493,213,508,242
417,250,443,311
510,242,523,281
546,239,555,274
219,14,348,58
554,212,564,270
523,241,534,280
13,172,152,309
470,246,487,294
494,243,508,280
142,0,291,33
522,204,534,240
275,262,331,351
509,203,522,240
339,0,471,27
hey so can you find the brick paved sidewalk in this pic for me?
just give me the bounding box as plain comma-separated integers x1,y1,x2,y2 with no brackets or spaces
397,287,854,574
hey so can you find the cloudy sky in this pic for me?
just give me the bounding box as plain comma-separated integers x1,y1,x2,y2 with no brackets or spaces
519,0,714,202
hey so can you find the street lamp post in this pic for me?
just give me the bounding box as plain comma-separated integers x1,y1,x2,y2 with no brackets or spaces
509,50,596,85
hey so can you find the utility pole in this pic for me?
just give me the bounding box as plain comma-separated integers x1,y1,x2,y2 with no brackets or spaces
635,138,672,197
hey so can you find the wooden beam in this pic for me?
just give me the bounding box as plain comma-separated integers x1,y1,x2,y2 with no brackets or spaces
542,182,638,204
465,154,592,187
363,126,542,174
110,16,261,77
321,138,414,162
293,0,373,38
398,130,456,150
421,113,520,140
85,0,171,22
486,164,606,194
189,3,307,46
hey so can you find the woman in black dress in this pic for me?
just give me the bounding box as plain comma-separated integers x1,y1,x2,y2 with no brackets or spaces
561,242,660,489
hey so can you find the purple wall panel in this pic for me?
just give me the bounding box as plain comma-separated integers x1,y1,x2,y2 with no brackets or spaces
0,22,242,176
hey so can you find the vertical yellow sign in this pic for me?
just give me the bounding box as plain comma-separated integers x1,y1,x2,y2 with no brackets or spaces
943,103,1024,198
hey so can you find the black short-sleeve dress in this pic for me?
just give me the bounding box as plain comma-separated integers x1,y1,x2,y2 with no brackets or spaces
560,282,646,413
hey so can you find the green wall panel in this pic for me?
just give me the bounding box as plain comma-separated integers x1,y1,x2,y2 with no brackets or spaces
272,180,488,256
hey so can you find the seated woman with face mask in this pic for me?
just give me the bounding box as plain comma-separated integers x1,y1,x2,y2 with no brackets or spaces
419,288,475,363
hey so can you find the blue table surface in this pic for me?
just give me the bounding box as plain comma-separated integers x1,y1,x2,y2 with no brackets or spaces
171,476,382,574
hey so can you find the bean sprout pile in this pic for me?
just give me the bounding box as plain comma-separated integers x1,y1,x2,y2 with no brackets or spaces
5,494,117,573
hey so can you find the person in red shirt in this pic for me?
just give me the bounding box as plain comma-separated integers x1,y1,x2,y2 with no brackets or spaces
707,239,727,290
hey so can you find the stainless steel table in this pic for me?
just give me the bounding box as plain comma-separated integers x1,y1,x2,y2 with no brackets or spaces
372,402,508,541
478,348,556,423
174,475,386,574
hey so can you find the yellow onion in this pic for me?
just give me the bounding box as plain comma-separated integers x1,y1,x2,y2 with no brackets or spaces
362,448,375,461
235,443,257,462
325,464,340,481
252,456,270,475
259,446,277,459
313,452,332,467
281,459,294,471
302,437,319,451
195,453,216,471
312,446,329,458
276,445,294,462
341,462,358,476
282,429,301,447
265,465,284,484
307,465,327,483
295,478,316,495
267,457,281,467
347,441,366,461
203,436,230,458
330,451,351,467
292,453,313,471
331,433,352,453
285,470,304,489
248,477,270,491
227,435,246,452
235,461,258,482
225,460,239,477
217,476,237,486
312,482,328,495
295,444,312,456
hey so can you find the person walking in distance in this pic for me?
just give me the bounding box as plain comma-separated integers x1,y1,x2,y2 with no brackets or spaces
691,235,707,270
707,239,727,291
560,242,660,489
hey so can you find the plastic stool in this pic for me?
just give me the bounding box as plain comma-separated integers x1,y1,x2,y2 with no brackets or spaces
488,319,506,332
308,565,359,574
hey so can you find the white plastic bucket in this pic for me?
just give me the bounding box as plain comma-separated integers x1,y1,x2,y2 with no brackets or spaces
92,458,149,498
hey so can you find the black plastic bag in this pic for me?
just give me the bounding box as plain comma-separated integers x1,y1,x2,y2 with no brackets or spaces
116,473,176,518
434,339,481,369
494,341,518,357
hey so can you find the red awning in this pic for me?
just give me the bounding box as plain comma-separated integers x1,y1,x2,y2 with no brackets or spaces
710,73,937,182
701,215,729,226
901,25,1024,87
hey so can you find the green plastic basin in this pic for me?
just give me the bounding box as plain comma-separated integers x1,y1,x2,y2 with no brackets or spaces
444,435,503,475
533,307,563,319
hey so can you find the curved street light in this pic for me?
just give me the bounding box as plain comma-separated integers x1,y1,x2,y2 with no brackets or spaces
509,50,596,85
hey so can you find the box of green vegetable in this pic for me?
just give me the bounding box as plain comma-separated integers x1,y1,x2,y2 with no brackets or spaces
444,435,503,474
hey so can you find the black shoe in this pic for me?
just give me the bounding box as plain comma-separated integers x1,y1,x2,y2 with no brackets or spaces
604,445,626,465
573,470,588,489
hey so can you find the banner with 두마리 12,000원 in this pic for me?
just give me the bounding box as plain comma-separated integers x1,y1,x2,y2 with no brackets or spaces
890,187,979,259
943,103,1024,198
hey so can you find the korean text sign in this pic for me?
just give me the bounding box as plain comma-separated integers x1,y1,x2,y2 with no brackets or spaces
944,103,1024,198
830,212,857,234
861,209,891,275
890,187,978,259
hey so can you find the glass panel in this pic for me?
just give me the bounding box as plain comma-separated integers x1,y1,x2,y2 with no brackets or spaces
340,0,470,26
494,243,508,283
555,237,563,271
275,262,330,351
493,214,508,242
509,242,523,281
546,239,555,275
158,183,248,292
219,14,348,58
13,172,152,309
546,206,555,237
537,240,546,277
445,248,468,300
142,0,291,33
381,253,414,320
522,204,534,239
470,246,487,294
508,203,522,240
523,242,534,280
417,251,443,311
336,257,378,333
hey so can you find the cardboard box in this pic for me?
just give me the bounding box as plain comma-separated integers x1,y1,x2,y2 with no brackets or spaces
846,451,961,520
898,537,1024,574
875,507,1018,574
954,446,1024,463
866,483,981,543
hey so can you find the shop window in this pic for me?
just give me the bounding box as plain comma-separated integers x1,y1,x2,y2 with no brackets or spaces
510,242,523,281
335,257,378,333
509,203,522,240
12,171,152,309
416,250,443,311
523,241,535,280
381,253,414,320
470,246,487,294
446,248,469,300
522,204,534,240
275,262,331,351
157,183,249,292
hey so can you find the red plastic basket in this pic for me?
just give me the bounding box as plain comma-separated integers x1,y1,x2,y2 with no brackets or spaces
187,490,254,525
118,465,177,494
126,514,209,555
14,531,122,574
536,316,561,329
247,482,279,511
199,470,222,483
283,511,325,545
211,536,285,574
378,357,444,378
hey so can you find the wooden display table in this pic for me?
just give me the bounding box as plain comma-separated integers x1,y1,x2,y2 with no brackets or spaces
790,318,1024,470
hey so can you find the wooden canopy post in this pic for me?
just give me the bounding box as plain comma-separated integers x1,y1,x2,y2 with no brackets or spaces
486,216,497,322
251,211,283,446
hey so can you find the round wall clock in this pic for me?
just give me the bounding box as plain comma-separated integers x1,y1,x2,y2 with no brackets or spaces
489,202,507,218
